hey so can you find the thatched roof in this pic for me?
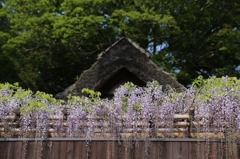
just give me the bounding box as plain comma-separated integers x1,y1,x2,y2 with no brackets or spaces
56,37,186,99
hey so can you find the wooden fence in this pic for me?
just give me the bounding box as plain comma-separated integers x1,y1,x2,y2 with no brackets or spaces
0,108,239,158
0,107,232,138
0,138,239,159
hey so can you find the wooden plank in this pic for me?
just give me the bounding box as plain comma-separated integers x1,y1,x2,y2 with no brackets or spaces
66,141,74,159
37,141,45,159
162,141,174,159
234,142,240,159
172,141,189,159
188,142,198,159
113,141,120,158
51,141,60,159
200,141,207,159
41,140,52,159
128,141,137,159
107,141,119,159
25,141,36,159
7,142,14,159
127,140,137,159
13,141,23,159
0,140,238,159
124,141,133,159
150,141,171,159
90,141,106,159
8,142,24,159
78,141,88,158
133,141,145,159
229,142,239,159
105,141,111,159
116,140,124,159
86,141,92,159
6,141,13,159
119,141,128,159
143,140,151,159
93,141,100,159
238,142,240,159
149,141,158,159
155,141,165,159
89,141,97,159
0,142,8,159
72,141,82,158
209,142,220,159
97,141,107,159
220,141,239,159
135,141,143,158
117,140,128,159
215,141,225,158
59,141,67,159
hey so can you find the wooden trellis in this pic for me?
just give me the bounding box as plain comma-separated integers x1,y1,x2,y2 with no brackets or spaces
0,107,234,139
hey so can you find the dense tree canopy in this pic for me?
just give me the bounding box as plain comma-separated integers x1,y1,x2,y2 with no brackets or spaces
0,0,20,84
0,0,239,94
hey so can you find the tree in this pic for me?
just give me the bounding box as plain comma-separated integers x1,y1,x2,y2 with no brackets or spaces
0,0,21,84
2,0,118,94
152,0,240,86
1,0,239,94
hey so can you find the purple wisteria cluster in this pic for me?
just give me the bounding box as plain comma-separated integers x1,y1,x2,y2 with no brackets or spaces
0,77,239,140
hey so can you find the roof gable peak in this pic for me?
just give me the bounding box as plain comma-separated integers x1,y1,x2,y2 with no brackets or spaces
98,37,150,59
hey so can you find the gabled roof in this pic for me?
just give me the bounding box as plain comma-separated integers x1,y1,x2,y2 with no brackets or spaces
56,37,186,99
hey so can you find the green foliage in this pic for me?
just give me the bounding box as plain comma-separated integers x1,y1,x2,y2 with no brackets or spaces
67,95,91,112
1,0,118,94
132,103,141,112
0,0,239,92
193,75,240,90
20,99,46,113
120,82,144,112
152,0,240,85
66,88,102,112
123,82,137,92
81,88,101,98
192,75,240,101
0,82,63,113
19,90,62,113
0,1,20,84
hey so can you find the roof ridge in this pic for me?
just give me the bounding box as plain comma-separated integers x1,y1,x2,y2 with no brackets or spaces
125,38,150,57
98,37,150,59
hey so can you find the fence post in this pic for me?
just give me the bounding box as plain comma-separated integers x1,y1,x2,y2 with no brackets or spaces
188,106,195,138
149,119,157,138
11,108,21,137
12,108,20,119
61,108,68,120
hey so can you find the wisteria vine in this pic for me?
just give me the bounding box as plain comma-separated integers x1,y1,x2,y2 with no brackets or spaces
0,76,239,140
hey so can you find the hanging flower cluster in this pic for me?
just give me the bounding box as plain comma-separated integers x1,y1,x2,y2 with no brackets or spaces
0,76,239,140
